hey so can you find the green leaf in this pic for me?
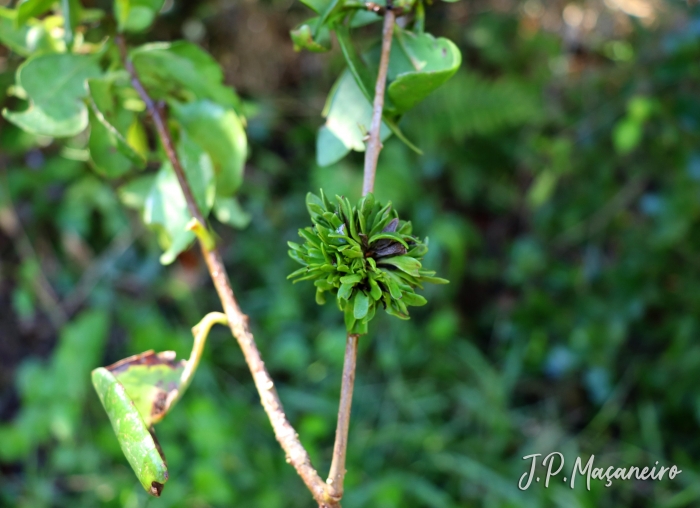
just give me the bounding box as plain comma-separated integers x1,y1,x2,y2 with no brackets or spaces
3,53,101,137
115,0,164,33
143,164,195,265
387,30,462,114
176,130,216,214
131,41,241,109
213,196,251,229
378,255,421,277
0,8,32,55
400,292,427,306
87,78,146,177
290,19,331,52
299,0,332,14
16,0,55,27
171,100,247,196
353,291,369,319
91,367,168,496
338,281,354,300
317,69,390,167
335,24,422,155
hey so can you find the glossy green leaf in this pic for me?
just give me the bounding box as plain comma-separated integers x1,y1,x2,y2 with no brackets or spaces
317,70,390,167
3,53,101,137
377,255,421,277
353,291,369,319
91,367,168,496
131,42,241,110
387,30,462,114
115,0,164,33
171,100,247,196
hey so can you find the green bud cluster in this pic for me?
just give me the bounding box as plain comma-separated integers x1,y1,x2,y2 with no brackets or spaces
288,191,448,334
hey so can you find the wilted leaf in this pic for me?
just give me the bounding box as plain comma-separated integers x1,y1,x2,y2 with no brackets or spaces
91,367,169,496
3,53,101,137
104,350,185,427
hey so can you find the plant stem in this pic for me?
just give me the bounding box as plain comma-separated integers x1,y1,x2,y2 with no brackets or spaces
326,9,396,505
362,5,396,196
326,333,359,502
116,36,331,507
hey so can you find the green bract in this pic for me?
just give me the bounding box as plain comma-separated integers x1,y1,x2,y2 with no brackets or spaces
288,191,448,334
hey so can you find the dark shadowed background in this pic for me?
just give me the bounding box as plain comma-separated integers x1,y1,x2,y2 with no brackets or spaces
2,0,700,507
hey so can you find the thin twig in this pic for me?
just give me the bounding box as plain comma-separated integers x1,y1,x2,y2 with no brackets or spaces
362,4,395,196
325,10,396,506
116,36,331,507
326,333,359,501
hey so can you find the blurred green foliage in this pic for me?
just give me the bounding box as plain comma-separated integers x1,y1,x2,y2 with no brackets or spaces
2,1,700,507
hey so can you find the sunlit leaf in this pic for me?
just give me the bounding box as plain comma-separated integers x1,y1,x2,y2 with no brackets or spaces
3,53,101,137
171,99,247,196
317,70,390,167
143,164,195,265
387,30,462,114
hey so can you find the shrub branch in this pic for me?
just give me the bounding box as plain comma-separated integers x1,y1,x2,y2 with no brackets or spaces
326,8,396,505
362,4,395,196
116,35,331,507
